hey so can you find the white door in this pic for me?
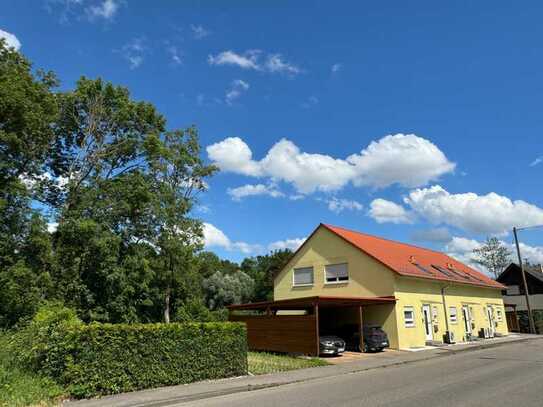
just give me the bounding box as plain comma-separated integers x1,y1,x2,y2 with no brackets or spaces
486,306,495,337
422,305,433,341
462,306,471,335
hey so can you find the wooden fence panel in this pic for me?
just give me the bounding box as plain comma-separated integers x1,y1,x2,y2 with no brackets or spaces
229,314,317,355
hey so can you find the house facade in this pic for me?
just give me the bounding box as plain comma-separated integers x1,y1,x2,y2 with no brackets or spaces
274,224,508,350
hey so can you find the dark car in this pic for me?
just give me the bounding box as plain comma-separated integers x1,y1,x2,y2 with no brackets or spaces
343,324,389,352
319,335,346,356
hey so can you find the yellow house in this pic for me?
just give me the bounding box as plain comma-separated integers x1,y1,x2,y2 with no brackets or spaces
273,224,508,350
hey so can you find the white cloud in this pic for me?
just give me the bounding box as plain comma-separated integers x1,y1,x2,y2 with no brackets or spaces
369,198,414,224
225,79,249,105
331,63,342,73
202,223,262,254
47,222,59,233
206,137,262,176
325,197,363,214
118,38,146,69
404,185,543,235
86,0,119,20
410,227,452,243
190,24,210,39
207,134,454,194
301,96,319,109
445,236,543,271
0,29,21,50
347,134,456,188
208,50,260,70
530,156,543,167
227,183,283,201
167,45,182,65
208,49,301,76
268,237,305,252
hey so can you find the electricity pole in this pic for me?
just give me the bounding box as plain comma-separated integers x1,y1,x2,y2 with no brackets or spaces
513,227,536,334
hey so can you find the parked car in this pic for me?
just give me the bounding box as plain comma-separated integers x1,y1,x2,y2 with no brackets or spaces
342,324,390,352
319,335,346,356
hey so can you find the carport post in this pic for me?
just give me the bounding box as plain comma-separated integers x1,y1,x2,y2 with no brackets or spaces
359,305,364,352
314,301,320,357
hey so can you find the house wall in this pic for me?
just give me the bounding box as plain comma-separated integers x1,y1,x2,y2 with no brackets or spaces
274,227,396,300
393,277,508,349
502,294,543,312
273,225,508,351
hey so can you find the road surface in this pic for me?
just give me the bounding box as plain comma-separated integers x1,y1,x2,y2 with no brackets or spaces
187,338,543,407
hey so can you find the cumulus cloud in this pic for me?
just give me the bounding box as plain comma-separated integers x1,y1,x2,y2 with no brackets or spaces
347,134,456,188
207,134,454,194
47,222,59,233
227,183,283,201
203,223,262,254
86,0,119,20
206,137,262,176
225,79,249,105
208,50,301,76
0,29,21,50
369,198,414,224
325,198,363,214
167,45,182,65
268,237,305,252
331,63,342,73
404,185,543,235
410,227,452,243
530,156,543,167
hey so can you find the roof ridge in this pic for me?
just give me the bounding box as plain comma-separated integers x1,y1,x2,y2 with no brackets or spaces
322,223,451,257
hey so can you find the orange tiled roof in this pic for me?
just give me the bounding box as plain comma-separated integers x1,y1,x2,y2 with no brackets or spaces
322,224,504,289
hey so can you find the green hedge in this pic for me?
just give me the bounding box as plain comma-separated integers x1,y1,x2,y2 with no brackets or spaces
45,322,247,398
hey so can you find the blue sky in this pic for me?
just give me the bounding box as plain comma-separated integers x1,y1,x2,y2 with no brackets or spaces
2,1,543,267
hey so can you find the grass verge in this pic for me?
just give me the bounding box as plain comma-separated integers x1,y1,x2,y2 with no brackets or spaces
248,351,329,375
0,333,65,407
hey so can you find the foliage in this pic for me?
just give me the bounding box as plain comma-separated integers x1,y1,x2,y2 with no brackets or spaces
472,237,512,279
241,249,292,301
40,321,247,398
247,352,328,375
203,270,255,310
0,332,64,407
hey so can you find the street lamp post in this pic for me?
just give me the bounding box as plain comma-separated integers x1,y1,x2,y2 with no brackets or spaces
513,227,536,334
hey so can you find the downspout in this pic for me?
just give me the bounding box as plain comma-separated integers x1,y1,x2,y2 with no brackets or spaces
441,284,450,334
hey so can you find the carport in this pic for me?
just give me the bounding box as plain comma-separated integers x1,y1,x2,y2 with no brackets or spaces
228,295,396,356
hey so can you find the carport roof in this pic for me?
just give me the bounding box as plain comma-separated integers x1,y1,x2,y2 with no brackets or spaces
227,295,396,310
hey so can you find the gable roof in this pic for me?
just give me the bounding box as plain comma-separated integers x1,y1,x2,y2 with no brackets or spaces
498,263,543,286
315,224,504,289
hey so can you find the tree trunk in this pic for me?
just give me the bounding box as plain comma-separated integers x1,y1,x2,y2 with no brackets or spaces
164,287,171,323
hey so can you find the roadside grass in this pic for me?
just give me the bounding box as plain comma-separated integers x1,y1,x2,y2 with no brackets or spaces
248,351,329,375
0,333,65,407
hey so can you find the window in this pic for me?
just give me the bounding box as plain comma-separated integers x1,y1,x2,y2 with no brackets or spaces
449,306,458,324
404,306,415,327
325,263,349,283
496,308,503,322
293,267,314,286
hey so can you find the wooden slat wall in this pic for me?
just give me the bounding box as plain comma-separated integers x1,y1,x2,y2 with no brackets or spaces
229,314,318,355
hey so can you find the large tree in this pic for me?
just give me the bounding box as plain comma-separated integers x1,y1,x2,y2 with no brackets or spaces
473,237,512,279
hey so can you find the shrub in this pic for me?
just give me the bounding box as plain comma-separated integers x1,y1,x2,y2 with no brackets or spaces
46,321,247,398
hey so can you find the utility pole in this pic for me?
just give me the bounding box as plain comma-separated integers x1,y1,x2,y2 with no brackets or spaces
513,227,536,334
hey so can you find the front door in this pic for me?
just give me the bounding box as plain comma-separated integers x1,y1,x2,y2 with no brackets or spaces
462,306,471,335
422,305,433,341
486,306,495,337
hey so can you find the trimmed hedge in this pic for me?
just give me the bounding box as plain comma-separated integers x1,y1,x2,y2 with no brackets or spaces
45,322,247,398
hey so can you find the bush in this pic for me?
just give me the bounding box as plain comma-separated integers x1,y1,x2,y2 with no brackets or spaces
46,321,247,398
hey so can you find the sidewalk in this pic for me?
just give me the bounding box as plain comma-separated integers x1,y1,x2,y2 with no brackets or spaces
65,334,537,407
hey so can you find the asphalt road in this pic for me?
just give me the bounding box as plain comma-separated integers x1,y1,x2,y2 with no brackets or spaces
187,338,543,407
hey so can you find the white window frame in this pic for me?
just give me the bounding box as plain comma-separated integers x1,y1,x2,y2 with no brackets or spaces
292,266,314,287
449,306,458,324
404,306,415,327
496,308,503,322
324,263,349,284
